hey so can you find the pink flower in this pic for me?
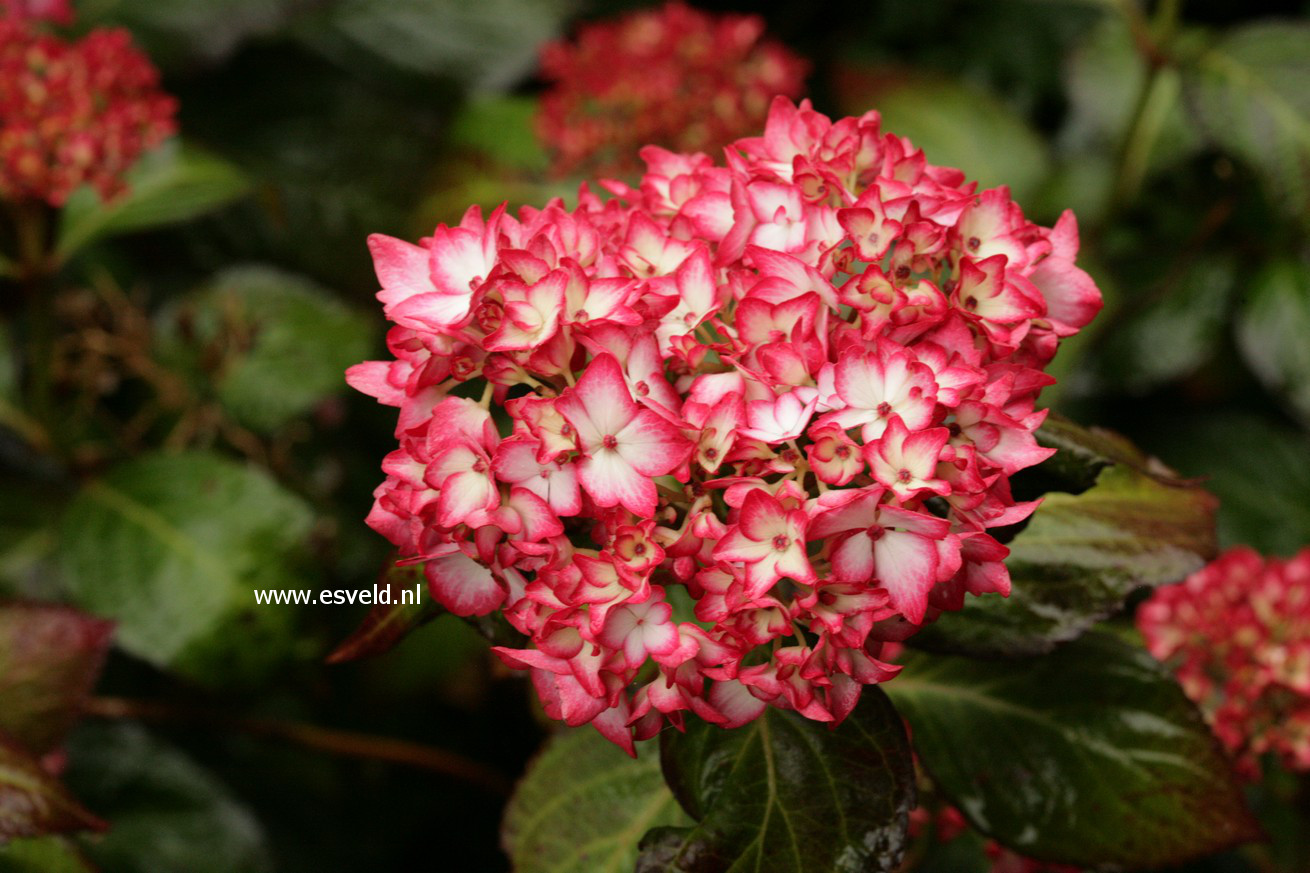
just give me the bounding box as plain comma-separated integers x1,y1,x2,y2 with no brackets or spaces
739,390,818,444
492,436,581,517
715,488,816,597
368,207,501,331
820,342,939,441
810,490,961,623
555,353,693,515
865,415,952,501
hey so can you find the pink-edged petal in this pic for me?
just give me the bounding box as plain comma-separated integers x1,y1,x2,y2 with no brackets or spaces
345,361,405,406
830,532,875,582
713,528,775,563
430,225,495,297
491,645,568,674
616,410,691,477
368,234,434,308
875,530,940,624
708,679,768,729
735,489,789,541
435,470,496,528
557,353,639,444
577,450,655,516
425,553,503,616
388,291,475,330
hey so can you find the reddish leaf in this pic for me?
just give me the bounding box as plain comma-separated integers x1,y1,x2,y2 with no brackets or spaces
0,604,114,756
0,733,105,841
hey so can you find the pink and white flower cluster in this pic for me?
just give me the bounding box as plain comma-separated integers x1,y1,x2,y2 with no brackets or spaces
351,97,1103,752
1139,545,1310,780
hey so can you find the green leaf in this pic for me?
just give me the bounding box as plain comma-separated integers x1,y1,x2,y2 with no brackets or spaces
56,140,251,264
887,632,1262,869
850,76,1050,205
450,96,548,172
1187,22,1310,224
57,451,313,673
1237,258,1310,429
299,0,572,94
0,605,114,756
641,689,915,873
0,836,95,873
502,729,691,873
63,722,272,873
0,734,104,842
157,266,375,432
326,564,441,663
913,416,1217,657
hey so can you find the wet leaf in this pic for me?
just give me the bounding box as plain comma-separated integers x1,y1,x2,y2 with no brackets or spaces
0,734,104,841
0,605,114,756
642,689,914,873
888,633,1262,868
326,564,441,663
913,416,1217,656
1237,257,1310,429
502,729,690,873
57,451,313,674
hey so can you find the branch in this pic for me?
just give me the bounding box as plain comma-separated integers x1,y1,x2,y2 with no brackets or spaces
83,696,514,797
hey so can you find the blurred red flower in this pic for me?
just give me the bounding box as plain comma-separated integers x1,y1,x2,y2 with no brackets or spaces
0,18,176,206
1139,545,1310,779
536,1,807,177
1,0,73,25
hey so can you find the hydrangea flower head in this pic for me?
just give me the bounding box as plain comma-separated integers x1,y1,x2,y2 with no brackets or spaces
352,97,1103,753
536,1,808,177
1139,545,1310,779
0,18,176,205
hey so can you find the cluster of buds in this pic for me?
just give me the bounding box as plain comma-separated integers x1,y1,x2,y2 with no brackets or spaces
536,1,807,178
1139,546,1310,779
0,18,176,205
352,97,1103,752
